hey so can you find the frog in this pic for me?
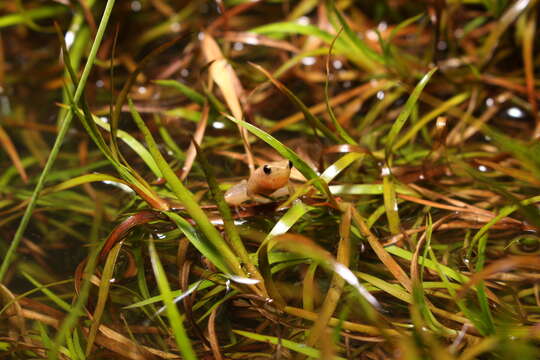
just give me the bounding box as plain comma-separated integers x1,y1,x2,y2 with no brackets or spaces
224,160,293,206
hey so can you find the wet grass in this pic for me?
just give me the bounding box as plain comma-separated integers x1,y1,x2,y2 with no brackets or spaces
1,0,540,359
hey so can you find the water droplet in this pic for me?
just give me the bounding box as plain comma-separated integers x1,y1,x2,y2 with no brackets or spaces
376,91,385,100
377,22,388,32
437,41,447,51
130,0,141,12
64,31,75,49
506,106,525,119
296,16,310,26
366,30,378,41
212,121,225,129
137,86,147,95
244,35,258,45
180,69,189,77
381,166,391,176
485,98,494,107
332,59,343,70
301,56,316,66
478,165,488,172
233,42,244,51
96,79,104,88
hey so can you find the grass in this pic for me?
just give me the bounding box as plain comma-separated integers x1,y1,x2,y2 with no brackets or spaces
1,0,540,359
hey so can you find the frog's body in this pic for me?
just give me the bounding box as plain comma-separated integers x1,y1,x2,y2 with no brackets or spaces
224,160,293,206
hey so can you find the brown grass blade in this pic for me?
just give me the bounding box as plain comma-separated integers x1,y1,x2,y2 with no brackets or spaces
0,125,29,183
180,103,209,181
201,32,255,173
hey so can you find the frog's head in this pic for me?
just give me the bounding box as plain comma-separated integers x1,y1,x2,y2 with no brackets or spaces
247,160,293,196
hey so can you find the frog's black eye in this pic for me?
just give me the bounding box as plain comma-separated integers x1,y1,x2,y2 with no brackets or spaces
288,160,293,169
263,165,272,175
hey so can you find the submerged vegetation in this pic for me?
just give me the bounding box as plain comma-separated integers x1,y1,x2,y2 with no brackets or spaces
2,0,540,358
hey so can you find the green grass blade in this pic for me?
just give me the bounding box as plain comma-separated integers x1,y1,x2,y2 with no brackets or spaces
0,5,67,28
233,329,346,359
475,233,495,334
148,237,197,360
385,67,437,157
85,241,123,356
21,272,71,312
164,212,230,275
382,170,401,234
123,280,213,309
93,116,163,178
154,79,205,105
320,153,364,184
386,245,469,283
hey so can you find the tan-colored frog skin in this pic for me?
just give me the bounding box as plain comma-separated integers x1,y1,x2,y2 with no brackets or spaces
224,160,293,206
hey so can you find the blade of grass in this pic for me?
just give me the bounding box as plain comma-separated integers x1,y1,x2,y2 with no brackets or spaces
202,32,255,173
93,116,163,178
352,209,412,291
474,233,495,334
154,79,205,105
257,200,314,253
324,28,358,145
233,329,346,360
148,237,197,360
478,0,533,67
0,5,67,28
85,241,123,356
164,212,232,274
385,67,437,157
306,203,352,346
386,245,469,283
0,125,28,183
382,168,401,234
320,152,365,184
21,271,71,312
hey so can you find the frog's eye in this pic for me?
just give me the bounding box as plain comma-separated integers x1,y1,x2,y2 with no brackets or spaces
263,165,272,175
288,160,293,169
